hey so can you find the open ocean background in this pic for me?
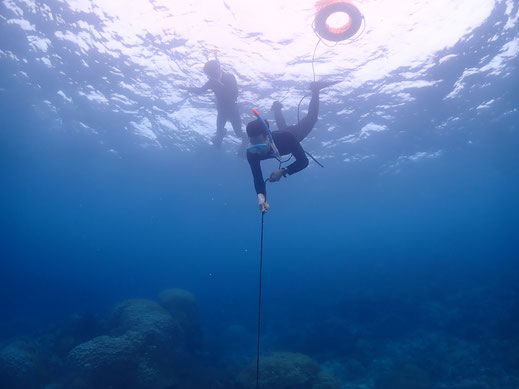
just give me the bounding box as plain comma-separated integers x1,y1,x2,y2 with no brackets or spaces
1,0,518,388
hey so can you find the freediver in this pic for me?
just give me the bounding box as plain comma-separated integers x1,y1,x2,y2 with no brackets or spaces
246,80,340,213
186,60,247,154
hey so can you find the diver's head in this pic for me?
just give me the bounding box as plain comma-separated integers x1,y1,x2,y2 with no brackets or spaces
246,119,271,155
203,60,221,80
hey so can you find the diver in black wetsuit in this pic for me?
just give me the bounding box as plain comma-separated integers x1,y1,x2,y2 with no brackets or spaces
187,60,247,153
246,80,339,212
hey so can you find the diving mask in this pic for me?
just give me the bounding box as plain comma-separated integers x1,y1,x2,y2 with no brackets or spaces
246,143,270,154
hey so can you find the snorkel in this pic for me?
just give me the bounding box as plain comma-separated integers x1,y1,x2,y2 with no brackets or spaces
251,108,281,159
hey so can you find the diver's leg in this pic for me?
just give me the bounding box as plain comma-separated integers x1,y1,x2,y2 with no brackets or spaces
212,112,227,147
229,105,247,156
229,104,245,140
289,89,319,142
271,101,289,131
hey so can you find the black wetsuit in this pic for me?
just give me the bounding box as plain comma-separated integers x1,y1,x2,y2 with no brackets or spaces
247,89,321,196
199,72,244,146
247,131,309,196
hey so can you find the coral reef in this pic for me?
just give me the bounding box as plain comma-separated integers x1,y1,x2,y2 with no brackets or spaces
313,370,341,389
2,282,518,388
158,288,197,320
54,313,103,357
66,334,140,387
0,341,49,389
239,351,339,389
109,299,183,342
374,363,434,389
66,298,185,388
157,288,203,349
449,380,490,389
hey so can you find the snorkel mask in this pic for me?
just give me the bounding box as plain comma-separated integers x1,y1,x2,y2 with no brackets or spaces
246,142,271,154
248,108,281,158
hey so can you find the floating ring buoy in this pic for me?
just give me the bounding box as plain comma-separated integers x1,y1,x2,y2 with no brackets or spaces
314,0,363,42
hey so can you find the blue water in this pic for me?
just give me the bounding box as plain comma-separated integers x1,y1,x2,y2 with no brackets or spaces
1,1,519,388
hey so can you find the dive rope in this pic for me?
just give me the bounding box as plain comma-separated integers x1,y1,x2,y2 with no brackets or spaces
256,178,269,389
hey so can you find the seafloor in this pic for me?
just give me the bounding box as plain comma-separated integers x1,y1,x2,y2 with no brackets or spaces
1,282,517,389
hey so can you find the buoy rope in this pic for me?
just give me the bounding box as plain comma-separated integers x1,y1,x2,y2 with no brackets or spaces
256,179,269,389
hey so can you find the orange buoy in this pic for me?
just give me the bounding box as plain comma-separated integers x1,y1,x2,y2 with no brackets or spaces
314,0,363,42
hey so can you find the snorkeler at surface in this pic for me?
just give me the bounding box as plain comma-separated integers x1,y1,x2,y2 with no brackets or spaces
246,80,340,213
186,60,247,154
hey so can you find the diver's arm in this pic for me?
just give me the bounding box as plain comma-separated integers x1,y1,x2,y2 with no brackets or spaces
186,80,212,94
268,167,288,182
248,155,266,196
284,136,309,175
249,162,270,213
248,154,269,212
